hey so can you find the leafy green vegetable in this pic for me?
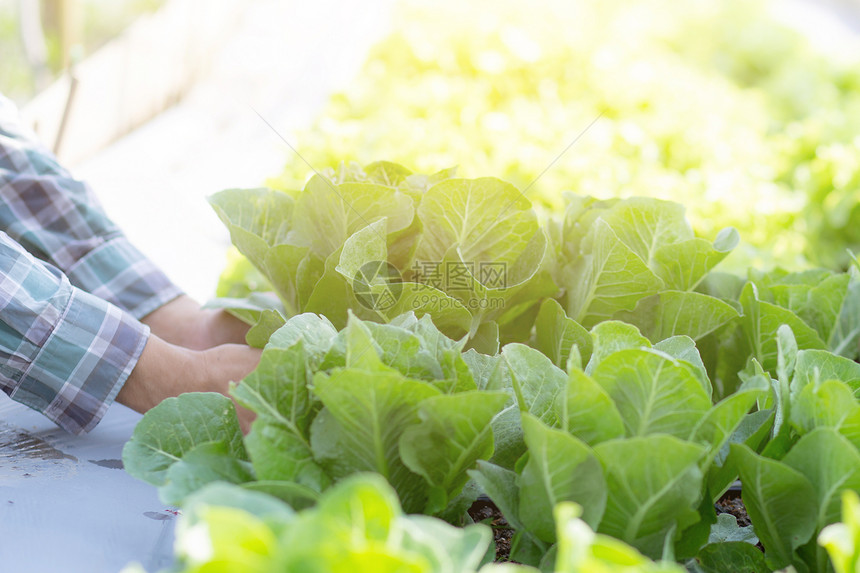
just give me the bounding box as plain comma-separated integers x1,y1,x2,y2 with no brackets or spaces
124,312,515,519
209,164,557,347
819,491,860,573
167,474,497,573
476,326,767,565
122,393,246,489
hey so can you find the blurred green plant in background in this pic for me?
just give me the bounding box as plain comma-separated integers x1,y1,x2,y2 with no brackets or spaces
268,0,860,272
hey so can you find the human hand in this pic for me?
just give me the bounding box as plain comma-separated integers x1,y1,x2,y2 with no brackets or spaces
117,336,261,433
197,343,261,432
141,294,251,350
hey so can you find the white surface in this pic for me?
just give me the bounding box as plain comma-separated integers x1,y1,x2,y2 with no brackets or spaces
0,395,174,573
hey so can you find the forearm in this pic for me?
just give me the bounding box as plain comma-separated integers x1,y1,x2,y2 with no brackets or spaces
0,230,149,434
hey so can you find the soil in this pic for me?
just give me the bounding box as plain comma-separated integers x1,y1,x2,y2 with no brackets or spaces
715,486,765,552
715,489,751,527
468,497,515,562
468,483,760,563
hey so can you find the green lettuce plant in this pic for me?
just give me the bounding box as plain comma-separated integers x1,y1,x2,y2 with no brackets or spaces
716,326,860,573
208,162,555,352
123,312,516,520
820,491,860,573
120,475,687,573
470,323,770,566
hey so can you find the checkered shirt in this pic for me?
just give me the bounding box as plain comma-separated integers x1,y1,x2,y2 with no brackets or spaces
0,94,182,433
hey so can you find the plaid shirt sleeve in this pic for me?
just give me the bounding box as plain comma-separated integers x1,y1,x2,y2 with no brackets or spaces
0,93,183,319
0,230,149,434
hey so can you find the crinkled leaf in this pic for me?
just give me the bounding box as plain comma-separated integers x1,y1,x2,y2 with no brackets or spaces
707,514,759,545
695,541,769,573
309,369,441,512
399,391,509,512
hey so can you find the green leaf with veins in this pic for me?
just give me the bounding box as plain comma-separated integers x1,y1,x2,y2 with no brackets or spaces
503,343,567,428
592,348,712,439
231,341,314,436
122,392,246,486
652,227,739,291
616,290,739,343
399,391,509,511
565,218,664,328
292,176,414,259
585,320,650,375
562,367,625,446
791,379,860,448
533,298,592,369
309,368,441,512
790,349,860,397
653,335,711,397
414,177,539,270
243,421,329,492
517,414,606,540
160,441,256,505
598,198,693,268
731,443,817,570
595,434,705,558
783,428,860,531
740,282,826,374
